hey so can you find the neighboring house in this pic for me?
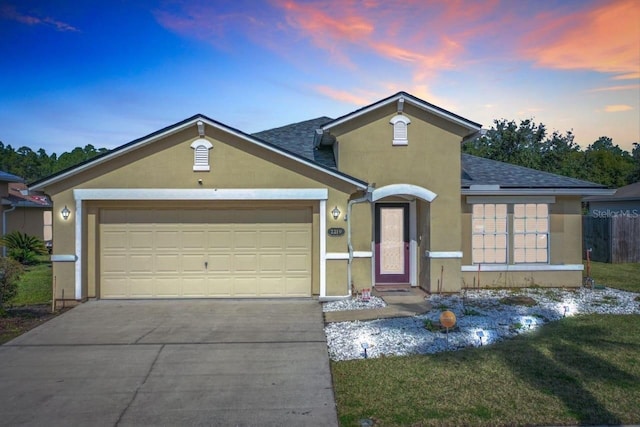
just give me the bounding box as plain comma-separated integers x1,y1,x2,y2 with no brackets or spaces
29,92,613,306
1,171,52,256
583,181,640,263
584,181,640,218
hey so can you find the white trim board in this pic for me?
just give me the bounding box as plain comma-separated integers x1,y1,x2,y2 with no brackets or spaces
74,188,329,201
466,196,556,204
326,251,373,260
426,251,463,259
461,264,584,272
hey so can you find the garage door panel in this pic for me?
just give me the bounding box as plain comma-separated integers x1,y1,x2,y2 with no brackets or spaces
182,278,206,297
130,255,154,272
155,278,181,297
156,254,180,272
130,230,154,249
259,277,284,296
286,230,311,249
100,208,311,298
286,277,309,296
156,231,180,249
285,254,311,273
234,254,258,272
129,277,154,297
259,254,283,272
234,277,258,296
182,230,207,250
207,277,232,296
102,231,128,250
208,230,232,249
260,231,284,250
101,278,128,298
208,254,231,272
102,254,128,274
182,255,205,273
234,231,258,249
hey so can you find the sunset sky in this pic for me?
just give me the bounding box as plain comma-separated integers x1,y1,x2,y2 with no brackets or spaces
1,0,638,156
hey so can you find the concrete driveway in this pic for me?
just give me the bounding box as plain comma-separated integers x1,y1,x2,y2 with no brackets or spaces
0,300,338,426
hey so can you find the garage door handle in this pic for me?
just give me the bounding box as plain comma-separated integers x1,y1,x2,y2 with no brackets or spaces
204,261,208,269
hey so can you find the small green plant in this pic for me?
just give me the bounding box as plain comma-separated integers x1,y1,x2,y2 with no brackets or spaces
510,322,523,332
0,231,47,265
463,307,482,316
424,319,439,332
0,257,23,315
435,303,449,310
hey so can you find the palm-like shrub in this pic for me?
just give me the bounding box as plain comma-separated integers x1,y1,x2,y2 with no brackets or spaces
0,231,47,265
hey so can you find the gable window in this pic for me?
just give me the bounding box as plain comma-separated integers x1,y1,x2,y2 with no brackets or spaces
513,203,548,263
390,114,411,146
472,203,507,263
190,138,213,171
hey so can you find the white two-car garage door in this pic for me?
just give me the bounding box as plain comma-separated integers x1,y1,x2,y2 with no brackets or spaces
100,208,312,298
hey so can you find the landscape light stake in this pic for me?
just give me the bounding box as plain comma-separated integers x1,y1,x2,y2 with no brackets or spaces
563,306,569,317
525,319,532,329
361,342,369,359
476,330,484,346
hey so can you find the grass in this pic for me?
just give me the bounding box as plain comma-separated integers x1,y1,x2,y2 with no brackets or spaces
331,314,640,426
587,261,640,293
11,260,53,306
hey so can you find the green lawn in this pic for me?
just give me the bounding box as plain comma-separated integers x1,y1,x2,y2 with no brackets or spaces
332,314,640,426
11,261,52,306
587,261,640,293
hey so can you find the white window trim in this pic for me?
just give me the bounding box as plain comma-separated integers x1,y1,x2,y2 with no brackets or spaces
513,203,550,264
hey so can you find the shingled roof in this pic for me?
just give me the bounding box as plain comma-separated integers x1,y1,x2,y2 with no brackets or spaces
253,116,337,169
0,170,24,183
461,154,607,189
253,119,608,190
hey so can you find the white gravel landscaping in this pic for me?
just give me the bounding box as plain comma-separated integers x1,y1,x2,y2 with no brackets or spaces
324,287,640,361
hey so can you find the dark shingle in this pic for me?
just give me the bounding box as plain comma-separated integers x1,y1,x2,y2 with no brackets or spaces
253,117,336,168
461,154,607,189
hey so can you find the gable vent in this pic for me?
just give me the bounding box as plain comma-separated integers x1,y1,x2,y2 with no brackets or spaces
390,114,411,146
190,138,213,171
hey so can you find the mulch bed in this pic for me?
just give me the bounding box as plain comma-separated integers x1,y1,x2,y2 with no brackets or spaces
0,305,65,344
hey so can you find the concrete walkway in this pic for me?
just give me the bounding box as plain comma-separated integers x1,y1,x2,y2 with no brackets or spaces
0,300,338,426
324,288,432,323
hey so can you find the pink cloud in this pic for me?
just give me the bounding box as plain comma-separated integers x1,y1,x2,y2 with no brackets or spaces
604,105,633,113
521,0,640,79
1,4,79,32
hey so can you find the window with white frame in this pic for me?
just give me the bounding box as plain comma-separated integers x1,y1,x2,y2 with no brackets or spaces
389,114,410,145
190,138,213,171
43,211,52,241
513,203,548,263
472,203,507,263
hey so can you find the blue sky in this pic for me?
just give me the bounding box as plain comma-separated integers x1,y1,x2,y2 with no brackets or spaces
1,0,638,156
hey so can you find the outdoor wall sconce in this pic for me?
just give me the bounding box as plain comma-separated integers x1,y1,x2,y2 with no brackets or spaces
61,205,71,220
331,206,341,220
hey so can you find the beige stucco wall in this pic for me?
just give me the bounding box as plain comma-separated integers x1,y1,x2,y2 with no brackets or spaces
44,126,360,302
331,102,464,291
460,196,584,288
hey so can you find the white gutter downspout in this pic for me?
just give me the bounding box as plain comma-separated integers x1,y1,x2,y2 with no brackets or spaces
2,203,17,257
320,189,372,302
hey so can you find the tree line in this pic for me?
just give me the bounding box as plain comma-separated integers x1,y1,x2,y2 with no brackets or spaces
0,143,108,182
1,118,639,187
463,119,640,187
